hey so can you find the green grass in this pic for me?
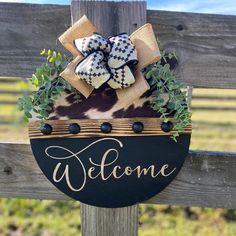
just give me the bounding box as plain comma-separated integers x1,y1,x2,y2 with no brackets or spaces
140,206,236,236
190,89,236,152
0,199,81,236
0,87,236,236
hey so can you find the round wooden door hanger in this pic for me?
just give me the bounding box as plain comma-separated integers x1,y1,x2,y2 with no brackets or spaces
26,16,192,208
29,118,191,208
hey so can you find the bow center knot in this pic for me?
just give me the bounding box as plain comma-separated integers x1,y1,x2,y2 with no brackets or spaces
74,33,138,89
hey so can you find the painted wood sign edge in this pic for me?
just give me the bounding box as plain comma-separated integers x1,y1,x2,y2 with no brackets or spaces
29,118,191,208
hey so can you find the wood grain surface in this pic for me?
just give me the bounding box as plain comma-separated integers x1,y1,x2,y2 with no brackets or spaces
0,142,236,209
71,0,146,36
0,3,71,78
28,118,192,139
81,204,138,236
147,10,236,89
1,3,236,89
71,2,144,235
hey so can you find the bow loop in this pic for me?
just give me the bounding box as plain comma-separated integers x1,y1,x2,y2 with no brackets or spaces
108,33,138,69
75,51,110,89
108,66,136,89
74,33,111,57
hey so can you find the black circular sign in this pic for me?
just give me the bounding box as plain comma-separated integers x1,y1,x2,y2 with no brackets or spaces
30,135,190,208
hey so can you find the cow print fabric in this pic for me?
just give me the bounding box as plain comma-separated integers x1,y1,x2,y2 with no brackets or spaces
49,84,162,120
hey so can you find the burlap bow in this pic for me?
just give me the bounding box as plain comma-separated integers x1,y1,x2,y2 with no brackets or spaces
59,15,161,108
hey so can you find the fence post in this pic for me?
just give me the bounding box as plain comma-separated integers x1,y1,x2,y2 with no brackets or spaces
70,0,146,235
80,204,139,236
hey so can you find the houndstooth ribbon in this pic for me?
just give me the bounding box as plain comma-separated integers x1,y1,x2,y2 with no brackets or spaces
74,33,138,89
59,15,161,107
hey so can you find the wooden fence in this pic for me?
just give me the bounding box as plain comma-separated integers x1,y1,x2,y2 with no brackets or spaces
0,1,236,236
1,76,236,125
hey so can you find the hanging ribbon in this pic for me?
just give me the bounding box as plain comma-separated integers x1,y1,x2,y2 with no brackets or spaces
59,15,161,108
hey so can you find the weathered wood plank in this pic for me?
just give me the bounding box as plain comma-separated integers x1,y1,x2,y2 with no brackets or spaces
192,95,236,101
0,90,28,95
0,101,17,105
1,3,236,88
0,122,14,125
191,106,236,111
147,10,236,89
0,3,71,78
71,2,144,235
81,204,138,236
71,0,146,36
0,142,236,209
0,78,24,83
147,150,236,209
0,142,68,200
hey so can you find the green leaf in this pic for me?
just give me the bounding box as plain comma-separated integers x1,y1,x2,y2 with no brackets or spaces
167,102,175,110
23,116,29,123
57,52,63,61
45,81,51,90
55,58,61,66
40,49,46,55
17,103,23,111
145,70,153,79
24,105,32,112
32,74,39,87
24,97,32,105
49,56,55,63
147,49,191,141
40,110,49,118
25,111,32,119
17,97,24,104
47,49,51,57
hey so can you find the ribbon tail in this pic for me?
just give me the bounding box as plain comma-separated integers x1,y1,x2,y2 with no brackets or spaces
115,23,160,108
116,70,150,108
58,15,97,98
131,23,161,70
59,15,97,57
60,55,94,98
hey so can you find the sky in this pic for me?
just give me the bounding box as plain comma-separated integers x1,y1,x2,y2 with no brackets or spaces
1,0,236,15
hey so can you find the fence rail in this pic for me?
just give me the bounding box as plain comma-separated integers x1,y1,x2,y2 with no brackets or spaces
0,142,236,209
0,3,236,89
192,95,236,101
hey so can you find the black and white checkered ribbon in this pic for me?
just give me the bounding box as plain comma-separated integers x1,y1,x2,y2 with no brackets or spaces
74,33,138,89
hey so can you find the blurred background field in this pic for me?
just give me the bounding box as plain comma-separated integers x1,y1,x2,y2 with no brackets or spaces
0,77,236,235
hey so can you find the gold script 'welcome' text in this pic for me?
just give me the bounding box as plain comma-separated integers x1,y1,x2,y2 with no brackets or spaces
45,138,176,192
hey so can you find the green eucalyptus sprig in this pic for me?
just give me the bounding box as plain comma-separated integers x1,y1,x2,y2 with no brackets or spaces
144,51,192,142
17,49,81,123
18,48,191,142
